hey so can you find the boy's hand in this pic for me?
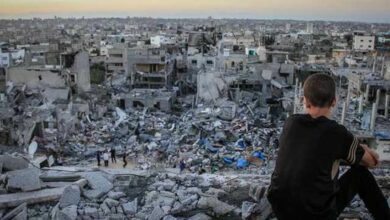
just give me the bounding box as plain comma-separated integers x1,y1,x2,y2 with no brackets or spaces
361,144,380,167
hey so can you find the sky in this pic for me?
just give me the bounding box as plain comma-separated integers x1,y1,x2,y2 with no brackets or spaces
0,0,389,23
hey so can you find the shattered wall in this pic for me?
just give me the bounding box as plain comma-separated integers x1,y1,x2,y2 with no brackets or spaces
71,51,91,92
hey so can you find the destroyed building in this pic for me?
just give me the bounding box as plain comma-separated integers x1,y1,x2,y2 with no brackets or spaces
0,17,389,220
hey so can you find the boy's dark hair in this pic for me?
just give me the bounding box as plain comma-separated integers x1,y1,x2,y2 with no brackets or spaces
303,73,336,108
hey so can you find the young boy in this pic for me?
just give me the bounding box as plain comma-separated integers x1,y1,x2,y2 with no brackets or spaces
267,73,390,219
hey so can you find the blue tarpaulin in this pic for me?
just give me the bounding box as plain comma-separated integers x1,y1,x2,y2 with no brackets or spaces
236,158,249,169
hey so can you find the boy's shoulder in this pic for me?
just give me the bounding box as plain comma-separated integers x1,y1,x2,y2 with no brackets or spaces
287,114,342,130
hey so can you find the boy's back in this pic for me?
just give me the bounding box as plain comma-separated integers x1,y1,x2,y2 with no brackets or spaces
268,114,363,219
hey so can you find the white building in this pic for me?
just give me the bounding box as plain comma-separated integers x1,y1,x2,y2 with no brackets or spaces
306,23,314,34
353,35,375,51
150,36,176,47
0,52,11,68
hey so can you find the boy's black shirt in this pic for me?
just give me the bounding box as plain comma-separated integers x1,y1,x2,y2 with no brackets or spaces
268,114,365,219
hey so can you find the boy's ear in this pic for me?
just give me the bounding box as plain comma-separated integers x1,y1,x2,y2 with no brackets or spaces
303,97,311,108
331,98,336,108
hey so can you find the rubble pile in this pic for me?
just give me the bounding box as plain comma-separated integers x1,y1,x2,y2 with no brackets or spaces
59,98,282,174
0,160,276,220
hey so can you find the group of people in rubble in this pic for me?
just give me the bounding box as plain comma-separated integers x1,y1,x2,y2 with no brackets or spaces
96,147,117,167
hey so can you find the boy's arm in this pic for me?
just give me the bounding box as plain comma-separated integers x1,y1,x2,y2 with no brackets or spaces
359,144,379,168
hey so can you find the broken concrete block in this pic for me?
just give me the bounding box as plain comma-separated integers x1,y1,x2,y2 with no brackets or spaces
0,155,28,171
248,185,266,202
241,201,260,219
7,168,41,192
148,205,165,220
107,191,126,200
1,202,27,220
82,172,113,193
162,215,177,220
188,213,212,220
122,198,137,215
0,187,64,209
59,185,80,208
56,205,77,220
197,196,235,216
84,207,98,218
104,198,119,208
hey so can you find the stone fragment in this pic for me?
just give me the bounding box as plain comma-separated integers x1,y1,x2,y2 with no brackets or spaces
59,185,80,208
2,202,27,220
148,205,165,220
197,196,235,216
122,198,137,215
0,155,28,171
56,205,77,220
7,168,41,192
241,201,260,219
188,213,212,220
104,198,120,208
107,191,126,200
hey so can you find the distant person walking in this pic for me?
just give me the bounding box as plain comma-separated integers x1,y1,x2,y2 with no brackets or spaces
110,147,117,163
123,152,128,168
103,151,109,167
96,150,101,166
179,160,186,173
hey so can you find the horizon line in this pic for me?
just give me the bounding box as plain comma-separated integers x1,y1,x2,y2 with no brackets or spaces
1,15,390,25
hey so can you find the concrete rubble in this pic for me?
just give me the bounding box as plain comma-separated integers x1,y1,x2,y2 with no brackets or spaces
0,16,390,220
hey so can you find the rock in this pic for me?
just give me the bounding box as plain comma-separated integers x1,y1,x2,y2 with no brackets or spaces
59,185,80,208
7,168,41,192
197,196,235,216
162,215,177,220
104,198,120,208
84,207,98,218
148,205,165,220
82,190,105,200
154,180,176,191
205,188,227,198
156,196,175,207
122,198,137,215
56,205,77,220
107,191,126,200
100,202,111,215
256,198,273,220
0,155,28,171
188,213,212,220
241,201,260,219
248,185,266,202
181,194,198,206
2,202,27,220
106,213,126,220
82,173,112,190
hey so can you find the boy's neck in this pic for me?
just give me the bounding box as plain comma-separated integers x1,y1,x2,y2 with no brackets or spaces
306,107,332,119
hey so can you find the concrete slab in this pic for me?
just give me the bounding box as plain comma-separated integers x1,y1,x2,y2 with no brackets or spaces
2,202,27,220
7,168,41,192
0,155,28,171
0,187,64,209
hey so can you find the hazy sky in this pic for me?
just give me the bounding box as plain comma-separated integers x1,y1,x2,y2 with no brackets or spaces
1,0,389,23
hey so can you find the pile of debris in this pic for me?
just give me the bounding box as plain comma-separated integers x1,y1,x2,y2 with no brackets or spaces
0,153,275,220
1,153,390,220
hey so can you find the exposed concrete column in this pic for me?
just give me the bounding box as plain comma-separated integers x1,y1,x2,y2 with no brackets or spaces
385,93,389,119
358,94,364,115
294,79,299,114
375,89,381,108
381,56,386,77
373,56,377,72
370,103,377,131
345,81,351,110
340,101,347,125
365,84,370,102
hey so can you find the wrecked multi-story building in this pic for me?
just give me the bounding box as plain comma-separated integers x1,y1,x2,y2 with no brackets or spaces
129,46,175,89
